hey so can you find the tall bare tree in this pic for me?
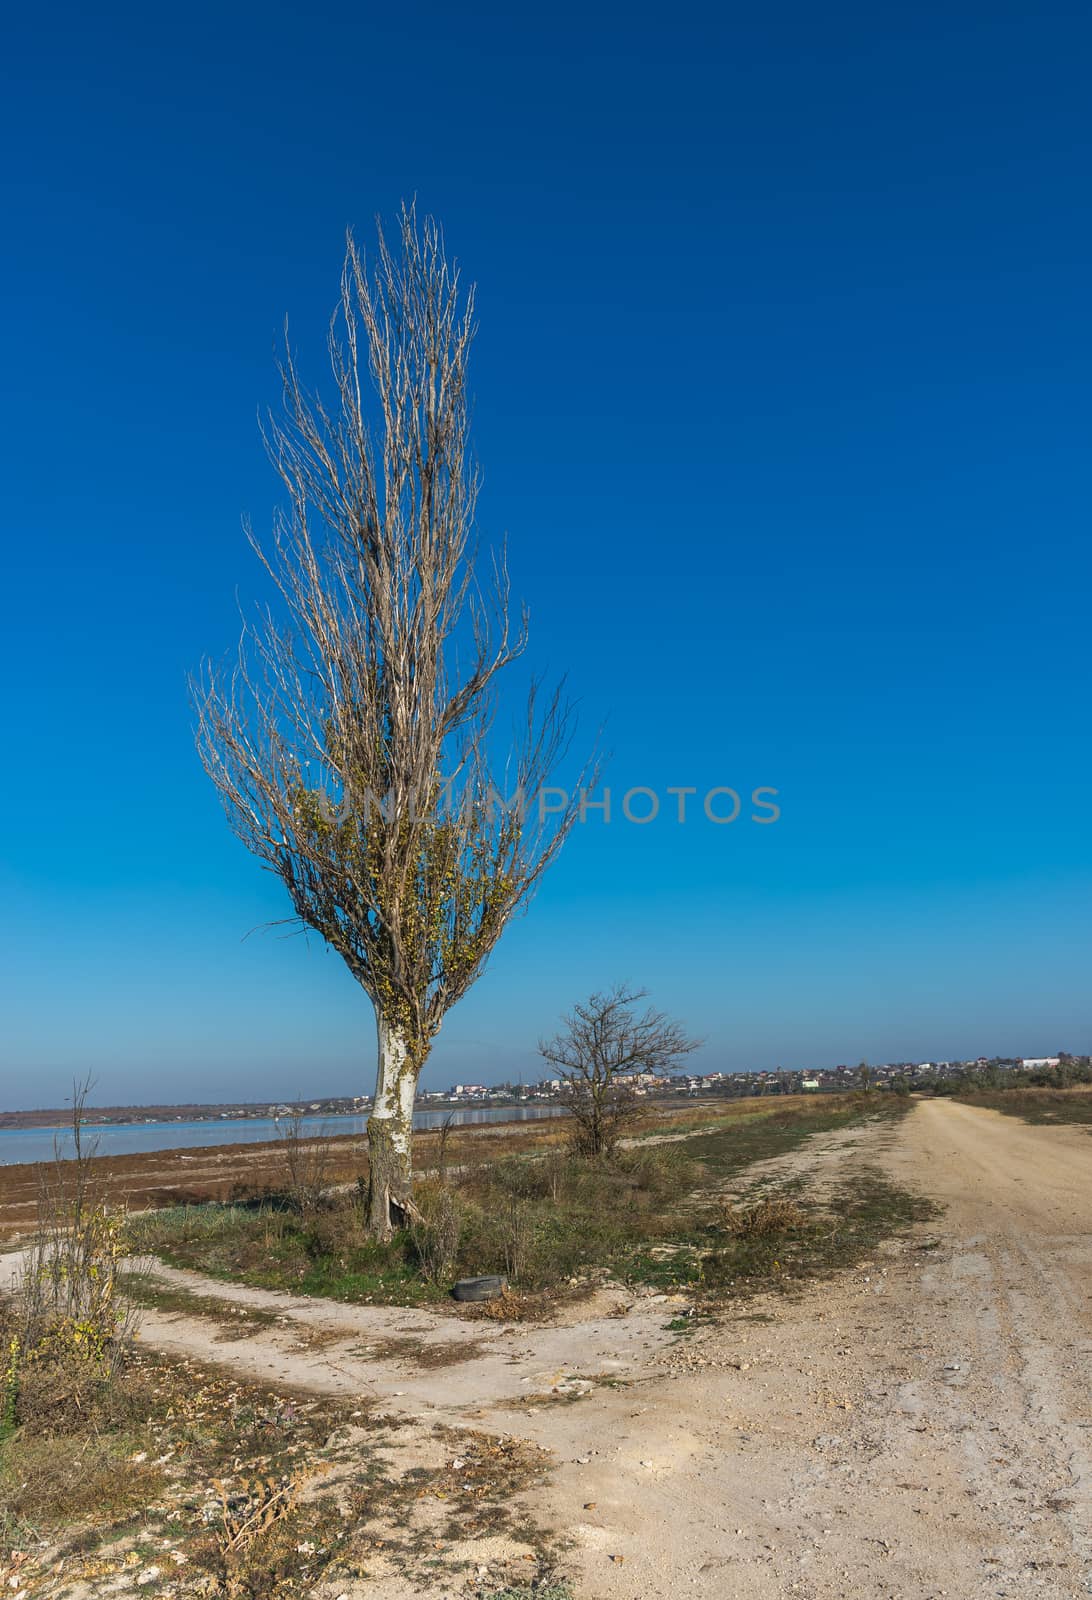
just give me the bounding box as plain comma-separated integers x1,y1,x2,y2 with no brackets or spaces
193,206,589,1237
541,986,699,1158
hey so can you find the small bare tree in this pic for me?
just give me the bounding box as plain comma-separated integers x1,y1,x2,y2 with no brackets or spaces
274,1107,333,1216
541,986,699,1158
193,206,591,1237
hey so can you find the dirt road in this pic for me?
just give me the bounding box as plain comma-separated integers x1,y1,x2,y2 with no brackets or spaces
530,1098,1092,1599
12,1098,1092,1598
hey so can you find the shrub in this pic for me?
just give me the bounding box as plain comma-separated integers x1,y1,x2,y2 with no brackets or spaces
273,1111,335,1216
408,1184,465,1284
721,1194,807,1237
18,1203,132,1366
5,1078,142,1437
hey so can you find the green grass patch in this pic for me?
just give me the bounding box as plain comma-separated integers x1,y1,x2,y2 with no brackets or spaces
127,1203,451,1306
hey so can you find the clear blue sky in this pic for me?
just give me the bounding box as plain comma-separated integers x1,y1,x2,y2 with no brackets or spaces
2,1,1089,1109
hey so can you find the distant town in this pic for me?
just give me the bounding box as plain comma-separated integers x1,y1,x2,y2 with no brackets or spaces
0,1053,1085,1131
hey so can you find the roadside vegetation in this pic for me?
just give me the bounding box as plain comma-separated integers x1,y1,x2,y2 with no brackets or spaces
129,1095,929,1310
940,1057,1092,1127
953,1087,1092,1127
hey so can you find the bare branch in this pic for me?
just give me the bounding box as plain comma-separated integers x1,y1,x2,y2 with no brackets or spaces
541,986,700,1158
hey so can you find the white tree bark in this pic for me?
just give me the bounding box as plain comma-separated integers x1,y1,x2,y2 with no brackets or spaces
366,1012,419,1236
372,1016,414,1158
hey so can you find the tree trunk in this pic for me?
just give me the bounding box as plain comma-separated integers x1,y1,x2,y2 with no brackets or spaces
367,1015,421,1239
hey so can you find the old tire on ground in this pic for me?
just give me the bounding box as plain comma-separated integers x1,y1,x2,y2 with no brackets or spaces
451,1274,508,1302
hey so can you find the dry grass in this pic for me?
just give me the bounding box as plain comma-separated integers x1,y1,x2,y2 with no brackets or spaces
343,1332,484,1369
721,1194,808,1237
122,1273,281,1339
954,1085,1092,1128
1,1429,164,1528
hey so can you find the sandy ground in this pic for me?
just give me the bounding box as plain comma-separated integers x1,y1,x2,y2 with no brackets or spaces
8,1098,1092,1598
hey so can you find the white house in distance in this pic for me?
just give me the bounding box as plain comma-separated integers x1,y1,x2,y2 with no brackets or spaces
1022,1057,1061,1070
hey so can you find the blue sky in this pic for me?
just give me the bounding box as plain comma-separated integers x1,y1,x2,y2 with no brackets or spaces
1,1,1089,1109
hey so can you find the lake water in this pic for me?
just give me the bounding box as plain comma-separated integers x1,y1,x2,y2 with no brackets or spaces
0,1105,566,1166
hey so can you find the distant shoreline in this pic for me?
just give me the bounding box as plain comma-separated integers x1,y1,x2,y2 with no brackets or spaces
0,1104,569,1168
0,1097,523,1133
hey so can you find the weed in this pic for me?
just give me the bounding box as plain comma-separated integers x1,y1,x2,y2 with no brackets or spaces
209,1470,306,1596
274,1111,335,1216
408,1183,465,1284
0,1334,19,1442
702,1169,938,1295
722,1195,808,1237
485,1588,574,1600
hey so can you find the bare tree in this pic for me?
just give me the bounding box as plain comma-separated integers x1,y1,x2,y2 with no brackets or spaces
541,986,699,1158
274,1107,334,1216
193,206,591,1237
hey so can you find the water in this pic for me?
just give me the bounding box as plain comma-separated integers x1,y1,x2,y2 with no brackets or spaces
0,1105,565,1167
